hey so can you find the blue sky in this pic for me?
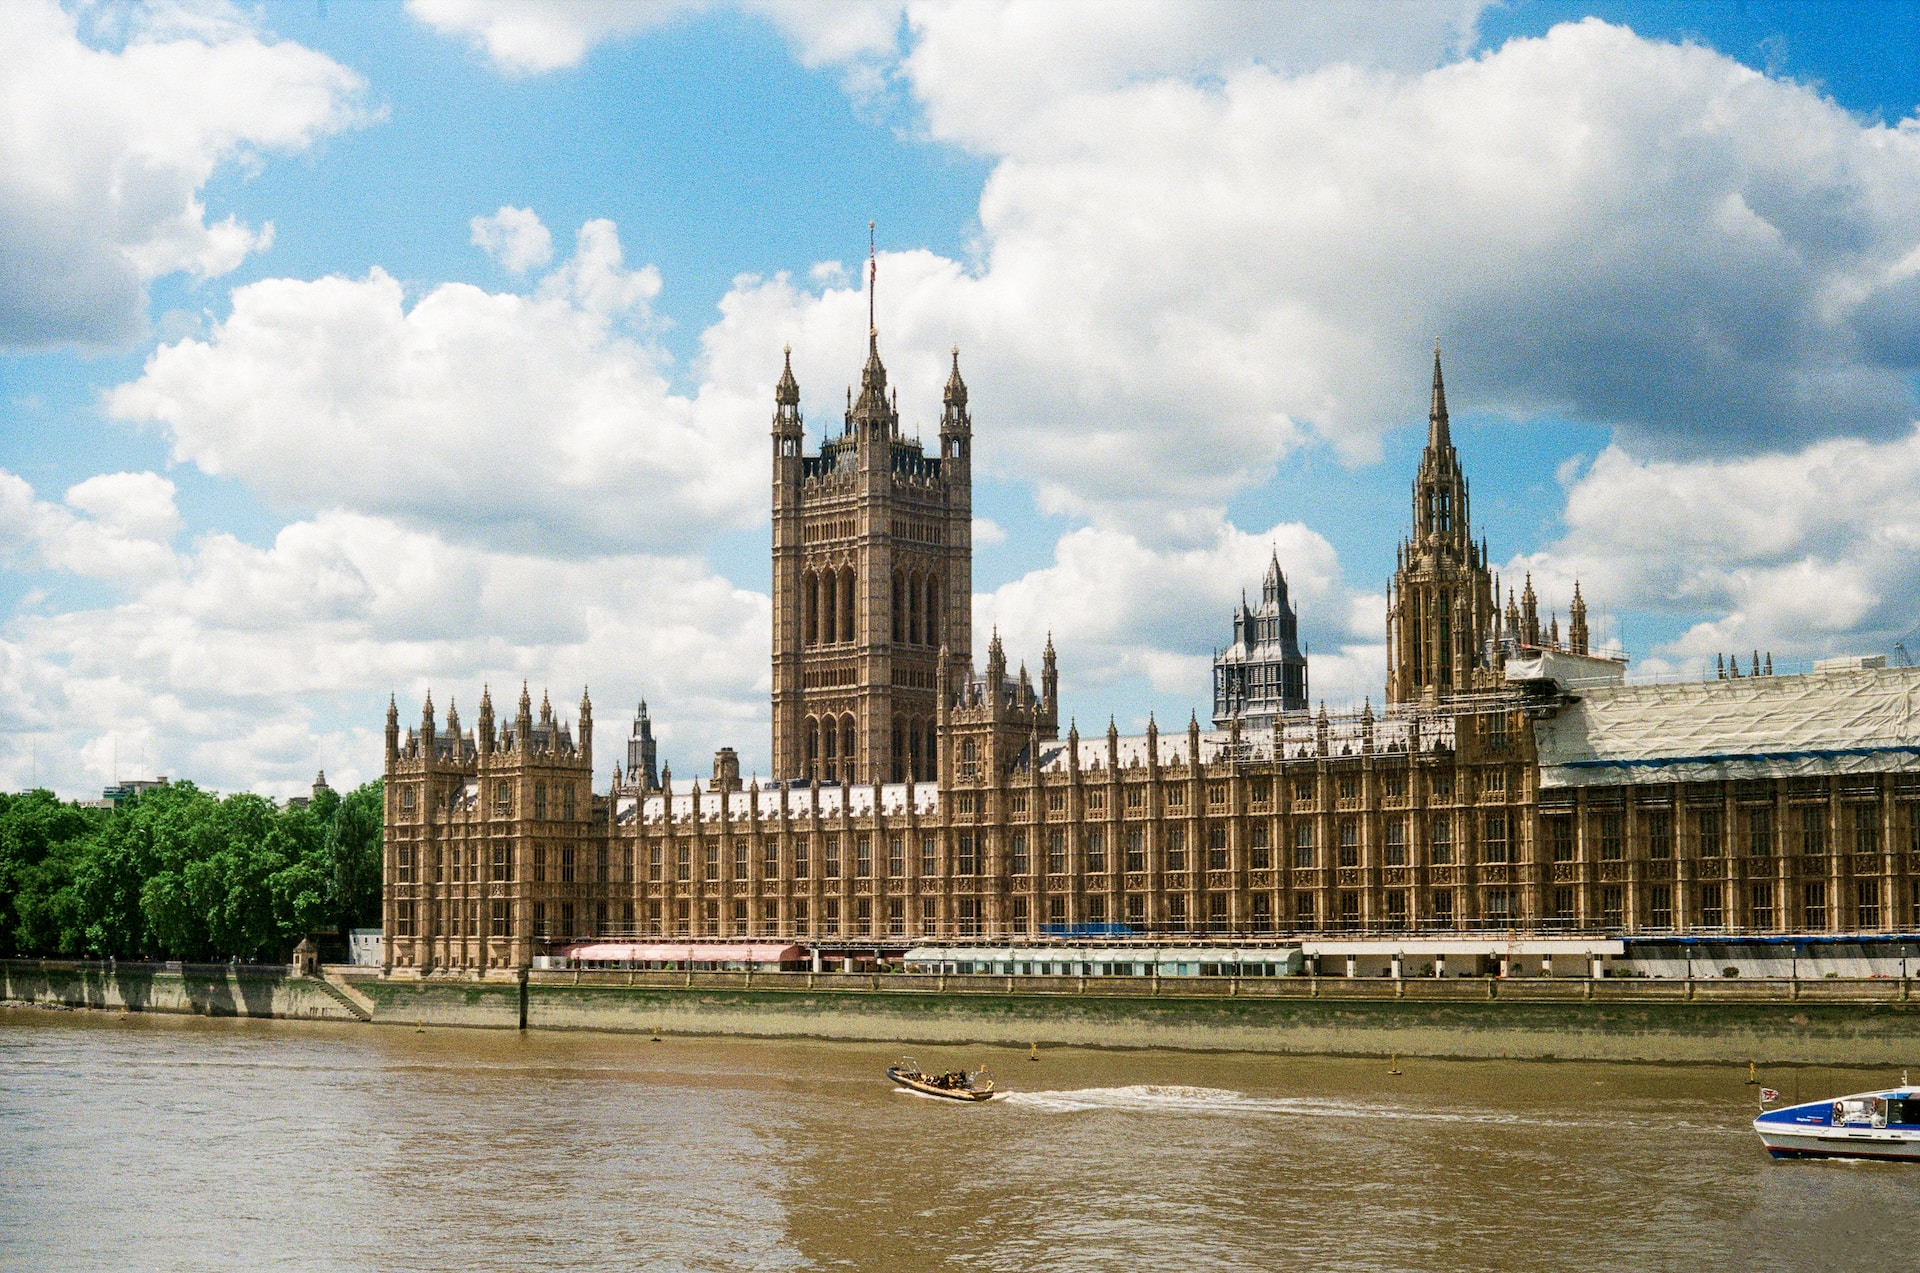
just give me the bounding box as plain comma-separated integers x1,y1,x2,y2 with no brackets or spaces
5,0,1920,798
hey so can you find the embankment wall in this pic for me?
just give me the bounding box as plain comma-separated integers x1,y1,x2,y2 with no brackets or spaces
0,959,365,1022
7,961,1918,1064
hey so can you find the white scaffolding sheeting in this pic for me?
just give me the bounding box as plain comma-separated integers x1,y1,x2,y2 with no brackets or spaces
1535,666,1920,788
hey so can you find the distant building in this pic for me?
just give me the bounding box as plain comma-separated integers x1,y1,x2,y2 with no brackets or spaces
1212,551,1309,729
348,929,384,967
625,700,661,790
86,776,170,809
286,770,334,811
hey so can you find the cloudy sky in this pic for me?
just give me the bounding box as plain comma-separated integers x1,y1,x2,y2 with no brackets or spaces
5,0,1920,799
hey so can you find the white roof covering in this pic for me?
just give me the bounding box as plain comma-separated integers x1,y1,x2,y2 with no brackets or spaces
1535,665,1920,788
1038,713,1454,773
631,781,940,825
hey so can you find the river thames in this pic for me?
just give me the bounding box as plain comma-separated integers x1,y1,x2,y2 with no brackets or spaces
0,1006,1911,1271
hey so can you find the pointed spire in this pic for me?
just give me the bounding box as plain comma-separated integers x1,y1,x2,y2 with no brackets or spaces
943,344,968,408
775,344,799,407
1429,339,1450,450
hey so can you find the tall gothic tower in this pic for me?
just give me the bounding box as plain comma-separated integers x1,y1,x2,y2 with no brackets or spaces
770,250,973,784
1386,346,1498,704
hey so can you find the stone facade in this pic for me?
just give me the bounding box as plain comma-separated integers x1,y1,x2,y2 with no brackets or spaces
381,343,1920,972
769,319,973,786
1212,551,1309,728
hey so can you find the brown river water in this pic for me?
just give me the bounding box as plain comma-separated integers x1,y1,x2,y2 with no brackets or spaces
1,1005,1914,1271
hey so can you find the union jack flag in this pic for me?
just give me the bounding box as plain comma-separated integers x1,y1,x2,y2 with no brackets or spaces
1759,1088,1780,1102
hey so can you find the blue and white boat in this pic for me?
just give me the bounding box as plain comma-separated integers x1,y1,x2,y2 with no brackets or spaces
1754,1081,1920,1161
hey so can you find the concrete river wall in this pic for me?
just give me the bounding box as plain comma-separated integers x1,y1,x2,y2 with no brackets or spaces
6,959,1918,1065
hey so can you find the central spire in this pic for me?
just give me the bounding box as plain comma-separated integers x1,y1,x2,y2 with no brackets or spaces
850,221,892,433
1429,339,1450,451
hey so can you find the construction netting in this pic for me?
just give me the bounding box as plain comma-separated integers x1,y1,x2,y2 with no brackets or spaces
1534,665,1920,788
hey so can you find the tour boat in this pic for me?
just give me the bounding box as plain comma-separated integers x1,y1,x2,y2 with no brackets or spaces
887,1057,996,1102
1753,1081,1920,1161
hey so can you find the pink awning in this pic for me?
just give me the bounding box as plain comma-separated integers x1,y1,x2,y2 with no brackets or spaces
558,942,805,963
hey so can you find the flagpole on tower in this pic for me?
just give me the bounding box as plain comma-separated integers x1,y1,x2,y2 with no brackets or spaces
868,219,876,336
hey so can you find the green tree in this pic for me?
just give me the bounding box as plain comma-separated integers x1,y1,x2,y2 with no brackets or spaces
0,776,387,962
0,791,105,956
326,781,384,933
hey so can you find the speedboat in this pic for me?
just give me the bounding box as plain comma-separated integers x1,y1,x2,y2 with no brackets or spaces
1753,1081,1920,1161
887,1056,995,1102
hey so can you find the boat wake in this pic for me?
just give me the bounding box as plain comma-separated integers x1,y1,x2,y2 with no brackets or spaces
997,1084,1328,1116
995,1084,1636,1130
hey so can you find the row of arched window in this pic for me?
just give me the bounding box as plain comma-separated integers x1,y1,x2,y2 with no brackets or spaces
800,564,945,648
805,714,858,784
803,714,941,785
891,718,937,784
803,567,857,646
891,569,941,646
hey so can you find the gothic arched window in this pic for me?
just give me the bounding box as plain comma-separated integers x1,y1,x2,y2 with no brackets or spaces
926,575,941,647
821,570,837,644
907,569,921,644
803,571,818,647
840,566,856,643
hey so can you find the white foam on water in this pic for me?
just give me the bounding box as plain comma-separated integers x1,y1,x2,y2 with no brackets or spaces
995,1084,1628,1129
998,1084,1335,1116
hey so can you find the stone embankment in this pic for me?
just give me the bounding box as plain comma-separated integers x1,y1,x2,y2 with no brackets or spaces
5,959,1917,1065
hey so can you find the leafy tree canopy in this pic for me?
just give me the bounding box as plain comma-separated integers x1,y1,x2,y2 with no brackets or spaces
0,780,382,961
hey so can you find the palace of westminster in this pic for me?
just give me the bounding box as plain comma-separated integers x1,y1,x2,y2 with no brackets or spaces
381,327,1920,971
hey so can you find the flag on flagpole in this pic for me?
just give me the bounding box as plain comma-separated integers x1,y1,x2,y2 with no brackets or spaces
1759,1087,1780,1102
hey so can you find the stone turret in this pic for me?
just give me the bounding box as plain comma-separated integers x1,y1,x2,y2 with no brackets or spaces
1386,344,1498,704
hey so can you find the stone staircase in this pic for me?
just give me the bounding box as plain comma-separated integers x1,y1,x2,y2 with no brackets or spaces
311,972,375,1022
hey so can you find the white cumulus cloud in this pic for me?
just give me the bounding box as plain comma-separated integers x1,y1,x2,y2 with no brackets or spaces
406,0,708,74
470,204,555,273
0,0,371,348
107,220,755,556
0,468,768,799
1511,427,1920,671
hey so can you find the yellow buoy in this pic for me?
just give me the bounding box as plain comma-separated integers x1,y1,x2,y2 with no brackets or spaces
1388,1052,1402,1076
1029,1042,1040,1062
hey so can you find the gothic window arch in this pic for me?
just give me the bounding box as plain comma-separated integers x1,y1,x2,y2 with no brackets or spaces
907,717,923,782
925,722,937,779
907,568,921,644
925,575,941,646
803,570,818,647
806,718,821,778
891,720,905,782
841,714,857,779
891,571,904,643
821,570,837,644
840,566,856,643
